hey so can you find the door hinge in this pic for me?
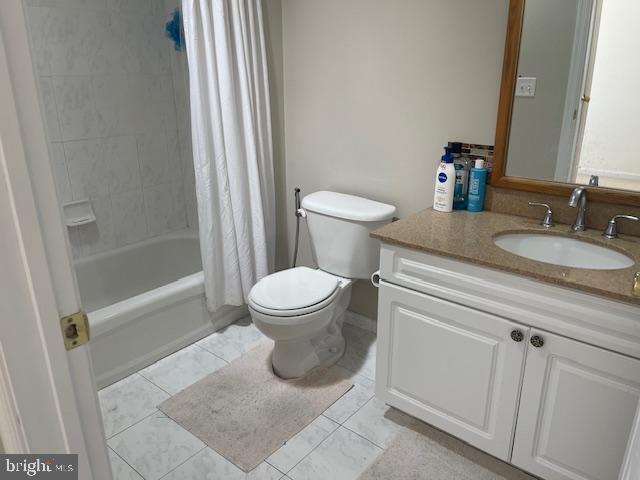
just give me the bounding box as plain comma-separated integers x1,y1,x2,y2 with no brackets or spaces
60,311,90,350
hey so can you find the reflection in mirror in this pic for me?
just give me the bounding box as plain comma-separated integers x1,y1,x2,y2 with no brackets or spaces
506,0,640,192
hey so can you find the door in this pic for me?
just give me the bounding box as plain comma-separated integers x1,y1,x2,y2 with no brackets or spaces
0,2,110,478
376,281,528,460
554,0,595,182
512,329,640,480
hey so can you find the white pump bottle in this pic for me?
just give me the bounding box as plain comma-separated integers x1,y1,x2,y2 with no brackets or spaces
433,146,455,212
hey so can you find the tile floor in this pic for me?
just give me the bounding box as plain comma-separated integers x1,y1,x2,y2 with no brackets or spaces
98,316,406,480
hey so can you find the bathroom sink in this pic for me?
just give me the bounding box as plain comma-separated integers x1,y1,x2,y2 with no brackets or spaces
493,233,635,270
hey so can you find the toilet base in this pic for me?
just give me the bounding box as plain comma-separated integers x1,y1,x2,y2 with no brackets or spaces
271,297,349,379
251,275,352,379
271,332,345,379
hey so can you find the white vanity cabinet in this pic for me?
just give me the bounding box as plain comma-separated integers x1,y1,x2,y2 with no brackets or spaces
376,281,528,460
376,244,640,480
512,329,640,480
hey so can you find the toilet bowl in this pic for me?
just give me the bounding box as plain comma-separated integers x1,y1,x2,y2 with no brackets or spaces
248,191,396,378
249,267,352,378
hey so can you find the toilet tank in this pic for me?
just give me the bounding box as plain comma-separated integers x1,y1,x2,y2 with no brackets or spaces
301,191,396,279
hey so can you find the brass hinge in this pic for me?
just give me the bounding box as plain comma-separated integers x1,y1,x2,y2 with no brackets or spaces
581,95,591,104
60,311,90,350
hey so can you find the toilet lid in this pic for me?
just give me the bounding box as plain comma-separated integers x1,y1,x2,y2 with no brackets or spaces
249,267,339,311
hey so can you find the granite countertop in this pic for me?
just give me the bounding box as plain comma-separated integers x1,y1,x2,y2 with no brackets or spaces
371,208,640,306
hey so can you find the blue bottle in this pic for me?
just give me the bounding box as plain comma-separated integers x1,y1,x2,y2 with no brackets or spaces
467,159,487,212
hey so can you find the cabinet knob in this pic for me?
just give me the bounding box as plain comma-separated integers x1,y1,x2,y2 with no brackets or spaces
530,335,545,348
510,330,524,342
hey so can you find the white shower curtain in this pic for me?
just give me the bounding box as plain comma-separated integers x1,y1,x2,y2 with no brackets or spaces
182,0,275,312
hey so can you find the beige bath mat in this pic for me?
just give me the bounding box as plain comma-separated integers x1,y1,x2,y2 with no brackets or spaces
358,422,535,480
159,342,352,472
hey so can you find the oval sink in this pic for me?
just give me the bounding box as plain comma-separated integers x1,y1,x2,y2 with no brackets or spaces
493,233,635,270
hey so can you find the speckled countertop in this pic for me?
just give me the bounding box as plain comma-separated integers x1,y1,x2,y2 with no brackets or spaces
371,208,640,305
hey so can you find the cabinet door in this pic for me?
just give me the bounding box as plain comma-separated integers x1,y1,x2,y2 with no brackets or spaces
376,281,528,460
512,329,640,480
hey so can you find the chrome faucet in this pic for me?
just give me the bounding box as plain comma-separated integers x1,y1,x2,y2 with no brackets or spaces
602,214,639,239
528,202,554,228
568,186,587,232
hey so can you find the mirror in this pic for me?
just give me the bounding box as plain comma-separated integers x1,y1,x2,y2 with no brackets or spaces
494,0,640,204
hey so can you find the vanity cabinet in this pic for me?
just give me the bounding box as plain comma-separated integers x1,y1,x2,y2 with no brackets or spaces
376,244,640,480
376,281,527,460
512,329,640,480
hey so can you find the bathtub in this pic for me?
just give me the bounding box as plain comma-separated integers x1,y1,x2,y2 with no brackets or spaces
75,231,247,388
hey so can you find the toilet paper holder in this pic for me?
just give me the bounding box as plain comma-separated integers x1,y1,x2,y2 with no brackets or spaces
371,270,381,288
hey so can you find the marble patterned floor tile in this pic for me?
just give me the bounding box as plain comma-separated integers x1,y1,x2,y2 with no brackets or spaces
139,344,227,394
108,448,143,480
322,371,375,424
287,426,382,480
99,373,169,438
197,316,266,362
108,411,205,480
245,462,285,480
266,415,339,473
344,397,419,448
162,447,284,480
336,324,377,381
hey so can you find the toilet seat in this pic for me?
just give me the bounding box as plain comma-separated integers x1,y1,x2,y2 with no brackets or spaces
248,267,341,318
249,288,340,320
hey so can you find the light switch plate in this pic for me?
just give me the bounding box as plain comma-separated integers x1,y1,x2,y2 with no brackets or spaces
516,76,537,97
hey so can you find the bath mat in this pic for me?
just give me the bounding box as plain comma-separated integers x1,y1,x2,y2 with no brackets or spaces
358,422,535,480
159,342,353,472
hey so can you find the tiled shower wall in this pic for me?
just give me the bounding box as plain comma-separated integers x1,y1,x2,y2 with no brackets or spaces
24,0,197,259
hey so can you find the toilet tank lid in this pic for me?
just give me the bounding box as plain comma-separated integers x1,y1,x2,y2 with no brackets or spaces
302,191,396,222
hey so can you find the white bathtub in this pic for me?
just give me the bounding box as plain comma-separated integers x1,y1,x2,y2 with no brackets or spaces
76,231,246,388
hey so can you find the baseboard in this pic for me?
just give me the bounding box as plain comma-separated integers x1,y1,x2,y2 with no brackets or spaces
345,310,377,333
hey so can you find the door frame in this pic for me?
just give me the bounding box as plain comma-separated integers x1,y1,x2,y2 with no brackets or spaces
554,0,597,182
0,1,110,478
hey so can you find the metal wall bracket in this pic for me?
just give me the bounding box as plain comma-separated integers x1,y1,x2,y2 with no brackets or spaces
60,311,90,350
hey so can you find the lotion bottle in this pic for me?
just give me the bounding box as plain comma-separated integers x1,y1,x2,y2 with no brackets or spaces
433,147,455,212
467,159,487,212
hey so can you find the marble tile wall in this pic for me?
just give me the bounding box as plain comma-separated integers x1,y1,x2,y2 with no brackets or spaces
24,0,198,259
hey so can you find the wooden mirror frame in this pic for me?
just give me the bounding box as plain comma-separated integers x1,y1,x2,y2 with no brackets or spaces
492,0,640,207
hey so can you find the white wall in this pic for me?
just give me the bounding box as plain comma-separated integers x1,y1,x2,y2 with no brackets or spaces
577,0,640,191
23,0,196,259
281,0,508,318
263,0,288,271
506,0,578,181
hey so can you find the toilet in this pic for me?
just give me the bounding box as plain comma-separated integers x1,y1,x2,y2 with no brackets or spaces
248,191,396,378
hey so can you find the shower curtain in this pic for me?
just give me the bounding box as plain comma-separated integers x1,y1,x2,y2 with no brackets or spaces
182,0,275,312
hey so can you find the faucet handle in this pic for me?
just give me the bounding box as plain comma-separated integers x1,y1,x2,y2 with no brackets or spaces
528,202,554,228
602,214,640,239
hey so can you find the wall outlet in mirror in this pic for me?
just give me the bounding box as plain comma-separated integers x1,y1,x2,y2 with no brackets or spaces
515,76,536,97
